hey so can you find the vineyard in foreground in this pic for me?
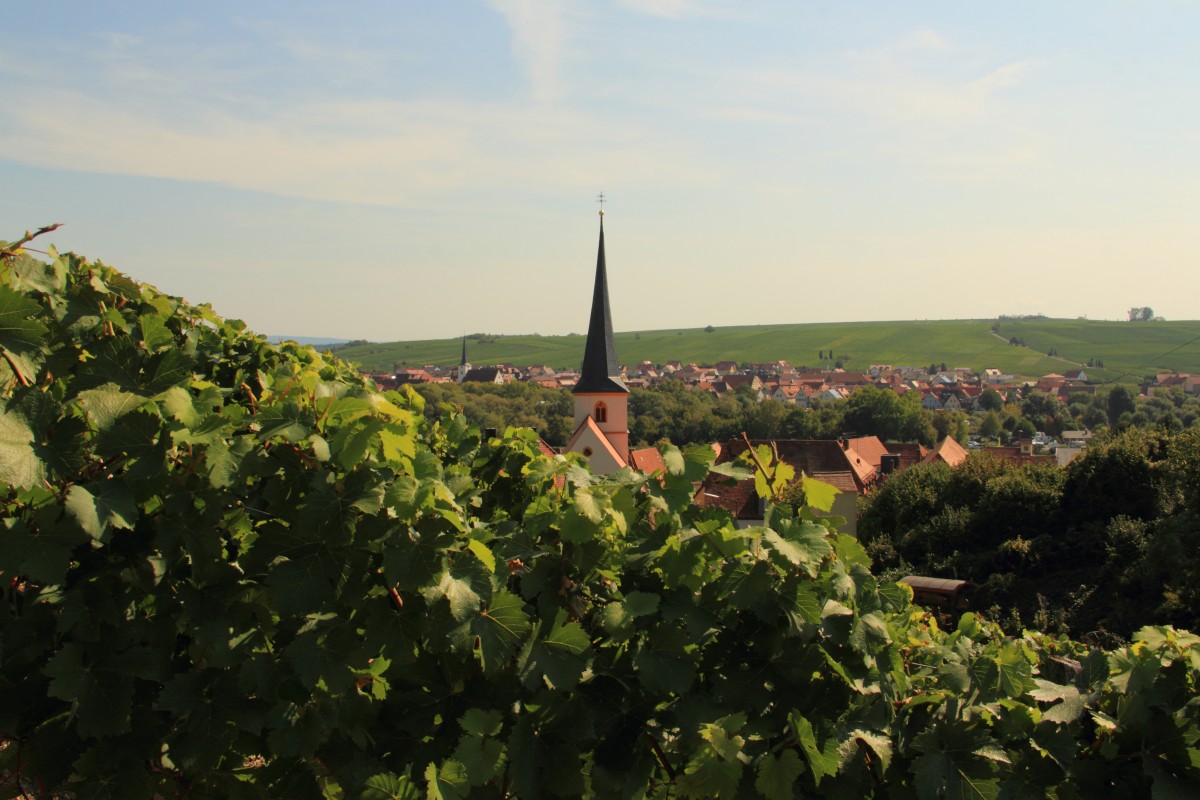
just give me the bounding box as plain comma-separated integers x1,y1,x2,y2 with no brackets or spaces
1,235,1199,798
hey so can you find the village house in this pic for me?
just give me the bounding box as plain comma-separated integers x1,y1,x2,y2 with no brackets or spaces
697,438,879,535
386,368,435,387
1144,373,1199,396
460,366,508,385
923,436,969,467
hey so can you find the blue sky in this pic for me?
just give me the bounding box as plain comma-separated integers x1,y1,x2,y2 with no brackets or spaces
2,1,1197,340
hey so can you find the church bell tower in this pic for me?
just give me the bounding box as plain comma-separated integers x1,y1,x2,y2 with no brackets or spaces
566,204,629,473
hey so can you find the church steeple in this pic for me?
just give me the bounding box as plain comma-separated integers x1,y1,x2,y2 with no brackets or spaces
457,335,471,383
574,214,627,394
566,204,630,474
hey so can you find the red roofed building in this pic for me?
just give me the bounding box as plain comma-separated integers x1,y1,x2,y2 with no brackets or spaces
1035,374,1066,393
979,445,1055,467
827,371,873,387
843,436,890,475
696,438,879,535
395,368,435,385
923,436,969,468
628,447,667,476
882,442,929,471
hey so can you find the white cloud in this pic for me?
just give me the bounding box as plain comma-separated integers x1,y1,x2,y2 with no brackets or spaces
702,106,807,125
969,58,1046,93
0,87,713,207
744,44,1046,126
616,0,697,18
486,0,572,103
901,28,953,52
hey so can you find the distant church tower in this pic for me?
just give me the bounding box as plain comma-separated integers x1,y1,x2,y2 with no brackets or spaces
566,208,629,474
457,336,471,383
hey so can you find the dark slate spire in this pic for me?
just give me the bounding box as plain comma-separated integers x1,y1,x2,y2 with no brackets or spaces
460,335,468,366
574,214,628,394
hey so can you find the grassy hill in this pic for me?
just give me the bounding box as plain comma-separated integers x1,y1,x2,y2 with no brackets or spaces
326,318,1200,383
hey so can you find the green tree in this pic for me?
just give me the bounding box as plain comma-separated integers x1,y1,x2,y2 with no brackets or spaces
1107,385,1137,428
931,409,969,443
1010,416,1037,440
1020,390,1070,435
978,388,1004,411
843,386,932,444
979,410,1003,440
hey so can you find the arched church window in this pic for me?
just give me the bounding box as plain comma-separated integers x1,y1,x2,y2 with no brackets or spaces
594,401,608,423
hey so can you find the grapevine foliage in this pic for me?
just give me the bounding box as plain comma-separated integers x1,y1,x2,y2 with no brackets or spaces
1,236,1199,798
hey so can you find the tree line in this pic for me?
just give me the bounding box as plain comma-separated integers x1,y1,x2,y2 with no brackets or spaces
859,427,1200,642
417,380,1200,453
415,382,963,448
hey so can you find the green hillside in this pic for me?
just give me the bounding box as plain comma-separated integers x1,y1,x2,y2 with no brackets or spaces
996,318,1200,380
328,318,1200,383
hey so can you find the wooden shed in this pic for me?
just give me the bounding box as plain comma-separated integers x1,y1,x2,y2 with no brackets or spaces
899,576,974,610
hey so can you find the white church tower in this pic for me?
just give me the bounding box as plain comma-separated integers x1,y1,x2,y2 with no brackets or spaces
456,336,471,383
565,208,629,474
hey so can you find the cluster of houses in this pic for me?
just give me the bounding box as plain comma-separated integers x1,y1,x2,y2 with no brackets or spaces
375,356,1072,413
375,356,1199,414
690,431,1087,535
1143,372,1200,396
363,214,1200,542
378,214,1125,538
370,216,1199,539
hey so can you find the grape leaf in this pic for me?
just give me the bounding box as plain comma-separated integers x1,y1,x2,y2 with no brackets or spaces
790,713,840,785
0,285,47,351
624,591,661,618
473,590,531,673
76,384,146,430
755,750,804,800
424,760,469,800
520,610,593,691
1029,679,1084,724
65,482,138,542
0,406,45,489
423,568,483,623
800,474,839,512
361,773,421,800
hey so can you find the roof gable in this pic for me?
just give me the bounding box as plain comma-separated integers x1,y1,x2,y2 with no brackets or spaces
566,415,627,472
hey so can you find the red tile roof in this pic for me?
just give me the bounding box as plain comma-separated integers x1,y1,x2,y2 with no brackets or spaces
844,436,889,472
629,447,667,475
923,436,969,468
882,442,928,470
698,438,882,519
810,471,858,492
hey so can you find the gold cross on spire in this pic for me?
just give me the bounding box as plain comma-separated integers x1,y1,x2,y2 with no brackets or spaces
596,192,606,216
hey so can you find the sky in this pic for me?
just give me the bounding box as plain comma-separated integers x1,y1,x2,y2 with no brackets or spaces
2,1,1198,341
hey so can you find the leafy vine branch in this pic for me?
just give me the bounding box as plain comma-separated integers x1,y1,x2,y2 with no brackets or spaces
1,236,1197,797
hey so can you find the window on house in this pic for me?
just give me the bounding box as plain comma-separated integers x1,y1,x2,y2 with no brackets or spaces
594,401,607,423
